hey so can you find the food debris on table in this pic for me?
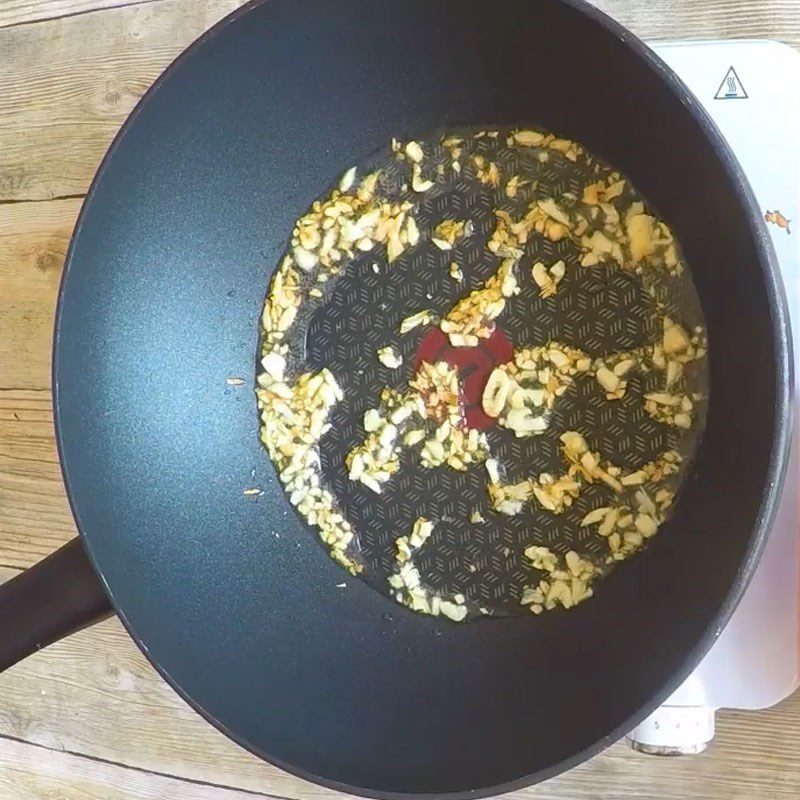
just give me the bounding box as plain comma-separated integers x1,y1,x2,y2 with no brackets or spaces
765,209,791,233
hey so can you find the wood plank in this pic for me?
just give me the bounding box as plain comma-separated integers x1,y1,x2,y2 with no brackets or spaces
0,0,162,30
0,0,248,202
0,390,76,568
0,559,797,800
0,197,79,568
3,0,796,41
0,197,80,391
0,734,272,800
593,0,800,47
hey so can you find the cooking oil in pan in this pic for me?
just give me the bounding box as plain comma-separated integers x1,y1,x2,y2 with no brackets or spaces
256,126,709,621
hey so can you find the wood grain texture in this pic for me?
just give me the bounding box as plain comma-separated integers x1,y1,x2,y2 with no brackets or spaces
0,197,79,391
0,0,248,201
593,0,800,47
1,1,799,799
0,0,163,30
0,390,76,568
0,734,268,800
0,197,80,568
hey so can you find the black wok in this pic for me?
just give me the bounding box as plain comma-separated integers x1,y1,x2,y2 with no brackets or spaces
0,0,792,796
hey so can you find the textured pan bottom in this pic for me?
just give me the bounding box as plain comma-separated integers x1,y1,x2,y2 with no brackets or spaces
257,126,709,620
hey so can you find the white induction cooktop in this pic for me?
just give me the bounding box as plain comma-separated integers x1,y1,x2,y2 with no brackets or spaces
627,39,800,754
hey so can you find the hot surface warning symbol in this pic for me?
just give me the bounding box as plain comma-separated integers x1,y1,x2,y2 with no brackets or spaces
714,66,748,100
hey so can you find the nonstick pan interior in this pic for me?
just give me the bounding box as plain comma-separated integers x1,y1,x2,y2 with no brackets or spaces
54,0,790,795
289,128,708,618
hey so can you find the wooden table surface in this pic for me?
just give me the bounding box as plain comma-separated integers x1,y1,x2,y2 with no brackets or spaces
2,0,800,797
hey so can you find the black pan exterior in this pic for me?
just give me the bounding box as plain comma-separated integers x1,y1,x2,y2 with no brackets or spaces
53,0,791,796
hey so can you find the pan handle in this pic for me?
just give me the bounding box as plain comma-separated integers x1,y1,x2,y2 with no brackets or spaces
0,538,113,671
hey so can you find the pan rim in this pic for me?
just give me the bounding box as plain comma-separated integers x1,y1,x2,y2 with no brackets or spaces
51,0,793,797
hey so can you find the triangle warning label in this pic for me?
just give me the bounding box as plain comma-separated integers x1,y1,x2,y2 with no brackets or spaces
714,66,748,100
